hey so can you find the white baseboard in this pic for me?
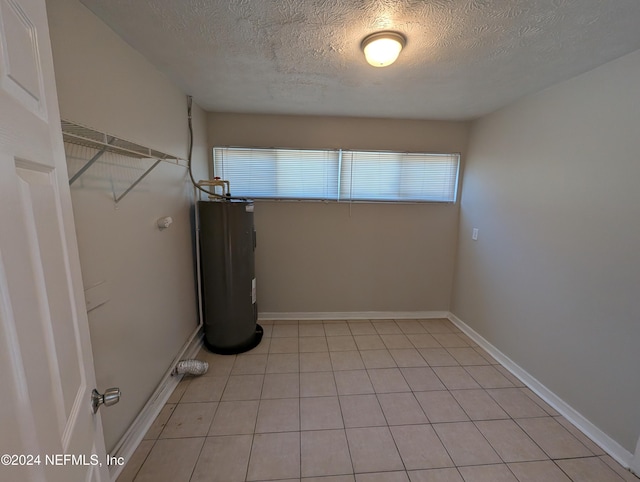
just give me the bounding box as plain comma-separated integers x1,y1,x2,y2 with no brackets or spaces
259,311,449,321
632,438,640,475
447,312,635,471
108,327,203,481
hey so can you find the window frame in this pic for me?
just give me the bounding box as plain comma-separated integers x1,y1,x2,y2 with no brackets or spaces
212,146,461,204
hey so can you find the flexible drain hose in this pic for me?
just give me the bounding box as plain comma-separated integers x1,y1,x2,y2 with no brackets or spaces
173,359,209,376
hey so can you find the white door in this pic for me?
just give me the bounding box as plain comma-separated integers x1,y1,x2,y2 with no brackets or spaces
0,0,110,481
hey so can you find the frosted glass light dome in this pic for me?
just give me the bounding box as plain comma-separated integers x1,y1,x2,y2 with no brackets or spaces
361,31,406,67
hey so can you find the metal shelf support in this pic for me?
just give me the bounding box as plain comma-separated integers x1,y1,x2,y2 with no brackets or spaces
113,159,162,203
68,136,113,185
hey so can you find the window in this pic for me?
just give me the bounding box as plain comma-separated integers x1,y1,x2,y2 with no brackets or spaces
213,146,459,203
213,147,339,200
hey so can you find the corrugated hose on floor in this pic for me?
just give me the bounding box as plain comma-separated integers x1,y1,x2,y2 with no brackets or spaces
173,359,209,376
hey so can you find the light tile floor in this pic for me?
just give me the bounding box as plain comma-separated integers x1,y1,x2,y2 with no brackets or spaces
117,319,639,482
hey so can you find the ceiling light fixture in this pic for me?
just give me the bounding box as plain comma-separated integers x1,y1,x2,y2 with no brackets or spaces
361,31,406,67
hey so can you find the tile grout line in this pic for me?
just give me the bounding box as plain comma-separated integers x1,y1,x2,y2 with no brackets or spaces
391,319,462,478
371,370,410,479
129,438,158,482
298,339,302,481
325,324,357,478
186,436,207,482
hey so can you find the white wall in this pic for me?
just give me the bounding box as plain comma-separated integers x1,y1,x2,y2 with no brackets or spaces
47,0,208,451
209,113,470,314
452,49,640,453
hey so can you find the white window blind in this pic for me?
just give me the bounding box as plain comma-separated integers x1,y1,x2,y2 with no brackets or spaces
214,147,339,200
341,151,460,202
213,147,459,203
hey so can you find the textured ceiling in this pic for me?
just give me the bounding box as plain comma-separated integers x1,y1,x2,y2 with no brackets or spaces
79,0,640,120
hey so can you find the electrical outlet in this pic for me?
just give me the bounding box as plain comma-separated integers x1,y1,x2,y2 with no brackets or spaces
472,228,479,241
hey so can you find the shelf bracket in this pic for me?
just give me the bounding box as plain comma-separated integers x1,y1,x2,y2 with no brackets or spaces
113,159,162,204
68,136,114,185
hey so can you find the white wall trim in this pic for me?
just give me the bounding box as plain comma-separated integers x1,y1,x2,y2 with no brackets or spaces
108,327,203,481
631,437,640,475
448,312,636,471
259,311,449,321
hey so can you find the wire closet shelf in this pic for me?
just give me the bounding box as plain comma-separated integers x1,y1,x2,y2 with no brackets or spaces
61,119,184,203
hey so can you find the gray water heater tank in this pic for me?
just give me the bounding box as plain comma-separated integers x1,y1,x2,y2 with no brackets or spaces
198,200,262,354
